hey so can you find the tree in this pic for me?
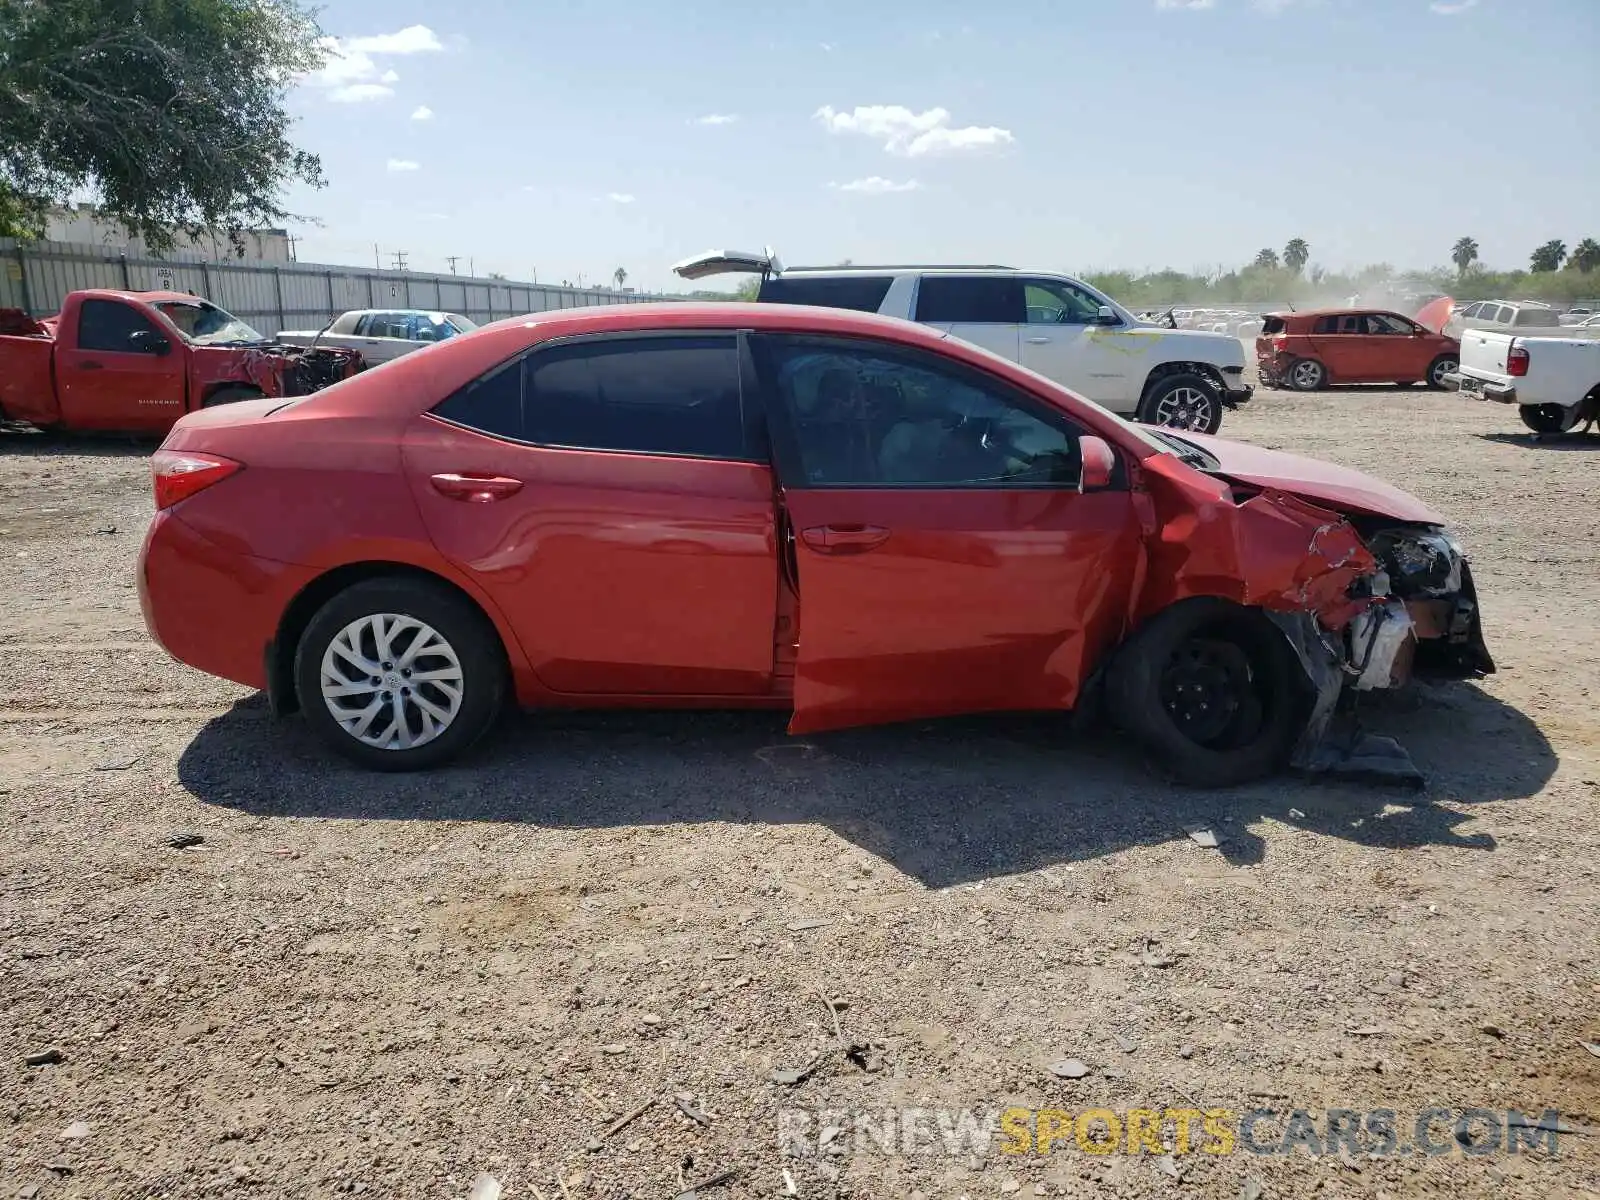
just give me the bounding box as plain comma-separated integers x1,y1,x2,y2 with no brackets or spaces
1282,238,1310,274
734,277,759,301
612,267,628,289
1570,238,1600,274
1529,239,1568,273
0,0,328,250
1450,236,1480,274
1252,247,1280,270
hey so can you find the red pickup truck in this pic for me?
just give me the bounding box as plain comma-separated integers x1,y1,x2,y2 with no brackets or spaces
0,289,361,435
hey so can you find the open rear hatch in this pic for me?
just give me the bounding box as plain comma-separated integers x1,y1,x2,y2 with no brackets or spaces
671,247,784,281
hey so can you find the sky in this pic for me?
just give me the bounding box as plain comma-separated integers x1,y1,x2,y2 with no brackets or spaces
281,0,1600,292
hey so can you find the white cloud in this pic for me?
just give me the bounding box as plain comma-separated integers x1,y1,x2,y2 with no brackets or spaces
346,25,444,54
814,105,1013,157
1429,0,1478,12
387,159,420,172
607,193,636,204
831,177,922,194
411,105,434,121
330,83,394,103
1252,0,1300,10
1156,0,1215,8
303,25,444,103
694,113,739,126
820,41,835,51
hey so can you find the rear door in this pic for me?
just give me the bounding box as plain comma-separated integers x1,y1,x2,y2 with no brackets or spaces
1307,312,1369,381
403,332,779,696
56,298,186,431
912,275,1023,362
747,331,1141,733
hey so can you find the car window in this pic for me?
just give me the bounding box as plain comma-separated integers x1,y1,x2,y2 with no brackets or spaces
1481,304,1506,324
1023,279,1103,325
1458,303,1481,319
1513,307,1552,327
758,276,894,312
1311,316,1337,335
77,299,159,352
755,335,1085,488
1365,314,1414,335
446,314,478,333
913,276,1026,324
431,359,523,438
514,335,747,459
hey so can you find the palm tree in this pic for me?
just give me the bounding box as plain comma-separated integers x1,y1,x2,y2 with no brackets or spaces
613,266,628,290
1282,238,1310,274
1252,247,1280,270
1450,236,1479,275
1570,238,1600,274
1529,239,1567,273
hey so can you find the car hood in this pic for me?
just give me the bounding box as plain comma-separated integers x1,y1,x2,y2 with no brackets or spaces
1176,432,1445,526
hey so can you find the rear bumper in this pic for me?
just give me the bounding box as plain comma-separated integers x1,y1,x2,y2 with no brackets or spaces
1446,372,1517,403
138,510,312,691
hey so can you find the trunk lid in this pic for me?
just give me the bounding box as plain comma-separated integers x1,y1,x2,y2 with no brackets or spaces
671,248,783,281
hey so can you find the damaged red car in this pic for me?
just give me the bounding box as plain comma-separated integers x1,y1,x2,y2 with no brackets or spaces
137,303,1493,785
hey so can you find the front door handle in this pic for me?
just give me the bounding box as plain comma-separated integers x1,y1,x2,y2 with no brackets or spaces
800,524,890,554
430,472,523,502
1025,336,1051,344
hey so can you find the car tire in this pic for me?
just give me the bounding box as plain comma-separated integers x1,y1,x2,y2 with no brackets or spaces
1105,598,1307,788
203,386,264,408
1138,373,1224,433
1286,358,1326,391
1518,403,1581,435
1425,355,1458,390
293,576,507,771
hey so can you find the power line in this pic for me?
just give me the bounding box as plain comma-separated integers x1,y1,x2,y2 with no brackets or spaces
390,250,409,272
445,256,460,276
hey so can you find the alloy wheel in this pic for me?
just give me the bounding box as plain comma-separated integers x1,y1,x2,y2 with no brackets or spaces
1431,358,1458,387
319,613,465,750
1291,361,1323,389
1153,386,1218,431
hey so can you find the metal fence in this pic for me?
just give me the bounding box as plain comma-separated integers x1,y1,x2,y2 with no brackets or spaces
1,238,666,335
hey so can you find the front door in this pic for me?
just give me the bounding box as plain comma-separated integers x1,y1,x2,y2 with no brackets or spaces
57,298,186,431
911,275,1021,362
748,332,1142,733
402,332,779,697
1018,277,1135,406
1363,312,1432,381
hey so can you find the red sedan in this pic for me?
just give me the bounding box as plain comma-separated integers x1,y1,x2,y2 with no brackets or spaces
137,303,1492,785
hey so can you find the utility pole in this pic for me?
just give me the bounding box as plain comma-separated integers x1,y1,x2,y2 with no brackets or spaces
391,251,409,272
286,234,300,262
468,257,475,278
374,243,380,269
445,256,460,276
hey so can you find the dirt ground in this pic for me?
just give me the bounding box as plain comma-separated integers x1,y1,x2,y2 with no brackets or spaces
1,379,1598,1200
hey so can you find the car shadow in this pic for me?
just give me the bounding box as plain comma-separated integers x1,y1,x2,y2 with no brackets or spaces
1475,431,1600,451
177,680,1554,889
0,424,155,456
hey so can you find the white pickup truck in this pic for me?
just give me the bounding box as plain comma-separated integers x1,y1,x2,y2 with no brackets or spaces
276,309,478,366
1451,326,1600,434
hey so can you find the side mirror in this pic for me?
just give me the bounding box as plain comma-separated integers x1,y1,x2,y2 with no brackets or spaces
1094,305,1120,326
1078,435,1115,492
128,330,171,356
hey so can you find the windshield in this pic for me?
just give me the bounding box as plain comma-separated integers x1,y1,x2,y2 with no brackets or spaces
156,301,266,345
445,313,478,333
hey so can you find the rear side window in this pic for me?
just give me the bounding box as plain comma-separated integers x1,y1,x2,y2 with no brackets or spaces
1513,307,1552,327
526,336,746,459
913,276,1025,324
759,276,893,312
433,360,523,438
78,299,158,351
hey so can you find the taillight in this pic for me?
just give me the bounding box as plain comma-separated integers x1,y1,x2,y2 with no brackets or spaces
150,450,242,509
1271,336,1288,350
1507,346,1530,377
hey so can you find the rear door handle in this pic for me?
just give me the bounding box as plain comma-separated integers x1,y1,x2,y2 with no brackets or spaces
430,472,523,502
800,524,890,554
79,360,103,370
1025,336,1051,344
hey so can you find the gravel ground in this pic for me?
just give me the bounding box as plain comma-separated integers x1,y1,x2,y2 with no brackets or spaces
2,381,1598,1200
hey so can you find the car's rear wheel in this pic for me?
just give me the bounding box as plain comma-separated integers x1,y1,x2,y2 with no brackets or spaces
1287,358,1326,391
1139,374,1224,434
293,577,506,770
1518,402,1582,435
1105,598,1306,787
1426,355,1458,390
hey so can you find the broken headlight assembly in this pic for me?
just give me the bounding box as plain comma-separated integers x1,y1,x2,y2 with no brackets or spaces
1364,527,1464,599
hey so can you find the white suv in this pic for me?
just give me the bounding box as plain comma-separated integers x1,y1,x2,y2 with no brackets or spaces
673,250,1253,432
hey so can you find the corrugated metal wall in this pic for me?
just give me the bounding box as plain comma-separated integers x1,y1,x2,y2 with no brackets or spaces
1,239,668,335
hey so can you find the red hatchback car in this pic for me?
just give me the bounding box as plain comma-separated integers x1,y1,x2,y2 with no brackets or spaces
1257,309,1460,392
138,303,1492,785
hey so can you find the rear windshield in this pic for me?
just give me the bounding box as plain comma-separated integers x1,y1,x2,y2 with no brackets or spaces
758,275,893,313
1260,316,1287,335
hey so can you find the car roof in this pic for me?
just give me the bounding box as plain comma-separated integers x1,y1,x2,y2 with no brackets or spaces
780,264,1018,275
